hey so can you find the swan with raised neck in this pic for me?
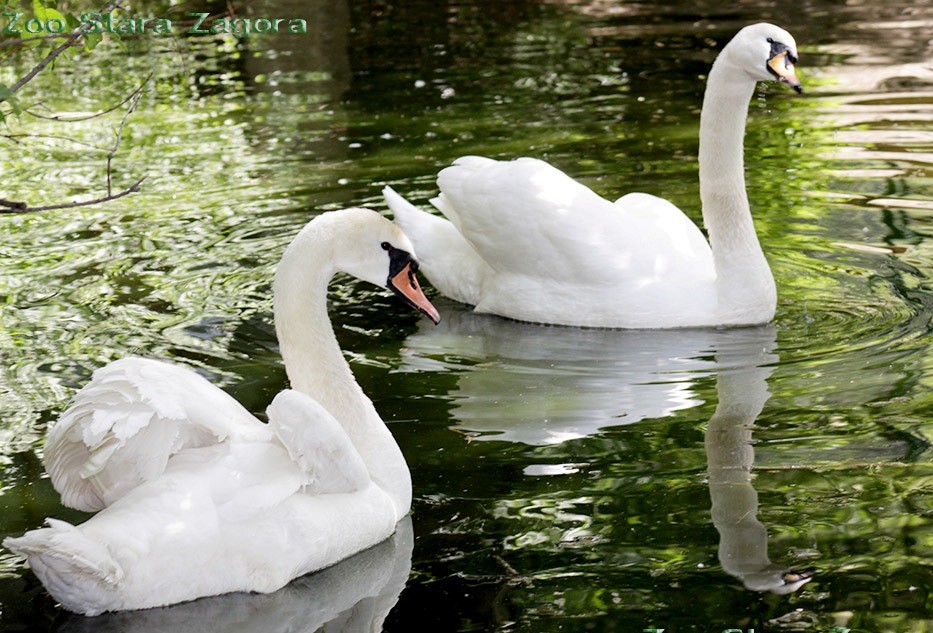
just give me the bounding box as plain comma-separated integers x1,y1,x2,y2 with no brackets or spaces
699,22,800,324
383,23,802,328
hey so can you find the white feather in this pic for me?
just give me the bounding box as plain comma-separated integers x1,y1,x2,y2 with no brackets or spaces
44,357,270,512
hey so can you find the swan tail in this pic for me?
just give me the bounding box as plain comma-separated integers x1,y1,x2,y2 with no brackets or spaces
4,519,123,615
383,186,490,306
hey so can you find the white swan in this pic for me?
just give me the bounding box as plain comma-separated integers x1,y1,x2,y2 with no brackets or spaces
3,208,440,616
384,23,802,328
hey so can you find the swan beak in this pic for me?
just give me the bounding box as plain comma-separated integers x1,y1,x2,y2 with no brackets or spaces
768,51,803,93
388,263,441,324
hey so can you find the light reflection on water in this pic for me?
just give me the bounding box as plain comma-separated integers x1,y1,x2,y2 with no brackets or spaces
399,303,776,445
0,0,931,631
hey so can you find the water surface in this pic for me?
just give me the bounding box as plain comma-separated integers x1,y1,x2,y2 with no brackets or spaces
0,0,931,631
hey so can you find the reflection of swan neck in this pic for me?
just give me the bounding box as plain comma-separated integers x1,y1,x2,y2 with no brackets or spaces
273,223,411,516
705,371,767,487
706,371,772,587
699,55,775,309
706,367,810,594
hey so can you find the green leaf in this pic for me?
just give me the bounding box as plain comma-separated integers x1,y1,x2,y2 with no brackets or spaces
84,31,102,51
32,0,67,28
0,83,20,115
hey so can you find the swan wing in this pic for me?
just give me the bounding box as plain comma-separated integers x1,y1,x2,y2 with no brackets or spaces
383,185,492,306
45,357,271,512
435,156,712,284
266,390,370,495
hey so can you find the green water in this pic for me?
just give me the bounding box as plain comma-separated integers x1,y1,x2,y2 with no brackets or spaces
1,0,931,631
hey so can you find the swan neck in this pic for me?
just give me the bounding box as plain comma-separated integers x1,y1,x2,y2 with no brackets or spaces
273,226,411,517
698,56,775,319
273,242,348,402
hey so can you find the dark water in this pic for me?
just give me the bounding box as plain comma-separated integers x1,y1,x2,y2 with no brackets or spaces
0,0,931,631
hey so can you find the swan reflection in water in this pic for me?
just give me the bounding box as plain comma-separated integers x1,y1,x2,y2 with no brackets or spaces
705,347,814,594
399,303,773,445
58,517,413,633
400,304,811,593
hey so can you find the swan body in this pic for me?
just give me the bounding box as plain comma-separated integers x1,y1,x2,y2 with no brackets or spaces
54,517,415,633
4,209,439,616
386,23,801,329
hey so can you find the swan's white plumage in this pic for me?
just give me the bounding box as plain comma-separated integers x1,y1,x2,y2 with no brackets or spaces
387,156,717,328
387,23,800,329
4,208,433,616
45,357,272,512
266,390,370,494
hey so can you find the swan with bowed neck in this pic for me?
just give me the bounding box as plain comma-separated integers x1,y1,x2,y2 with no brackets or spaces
385,23,802,329
3,208,440,616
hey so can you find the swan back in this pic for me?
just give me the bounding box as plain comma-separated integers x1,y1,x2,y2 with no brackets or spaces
434,156,714,286
45,358,270,512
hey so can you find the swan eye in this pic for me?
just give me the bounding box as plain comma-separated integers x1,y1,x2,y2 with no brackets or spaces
381,241,392,251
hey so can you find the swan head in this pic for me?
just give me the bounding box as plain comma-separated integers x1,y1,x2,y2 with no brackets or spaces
725,23,802,93
315,208,441,324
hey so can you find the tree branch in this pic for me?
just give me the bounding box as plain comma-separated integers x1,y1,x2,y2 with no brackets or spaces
1,132,108,150
2,0,121,102
105,74,148,196
0,32,69,49
0,176,146,213
24,71,152,123
0,72,152,214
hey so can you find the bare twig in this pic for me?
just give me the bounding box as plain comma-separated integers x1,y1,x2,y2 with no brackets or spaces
106,77,147,196
0,32,70,49
0,2,160,215
0,176,146,213
0,72,151,214
0,199,27,211
2,0,121,102
24,72,153,123
1,132,107,150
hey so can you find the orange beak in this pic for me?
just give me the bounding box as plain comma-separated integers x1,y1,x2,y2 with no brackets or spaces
768,51,802,93
388,263,441,324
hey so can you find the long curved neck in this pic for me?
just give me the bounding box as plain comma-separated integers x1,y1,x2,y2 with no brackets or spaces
699,55,776,320
272,224,411,518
